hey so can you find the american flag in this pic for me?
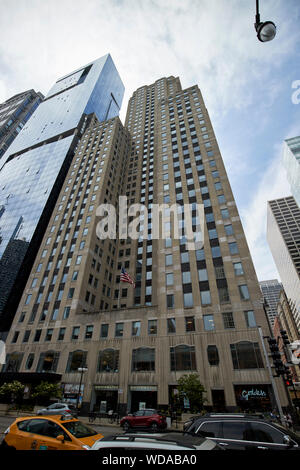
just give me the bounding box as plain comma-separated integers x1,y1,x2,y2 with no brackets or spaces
120,267,135,287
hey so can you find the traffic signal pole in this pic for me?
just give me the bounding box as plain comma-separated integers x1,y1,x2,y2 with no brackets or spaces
258,327,285,425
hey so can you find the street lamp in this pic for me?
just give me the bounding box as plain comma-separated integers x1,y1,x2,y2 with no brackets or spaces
76,366,88,411
254,0,276,42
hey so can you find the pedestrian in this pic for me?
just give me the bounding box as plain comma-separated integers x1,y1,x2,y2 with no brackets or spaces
287,413,293,429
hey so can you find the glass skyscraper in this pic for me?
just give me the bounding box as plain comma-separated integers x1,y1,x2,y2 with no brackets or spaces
0,89,44,160
0,54,124,334
283,136,300,208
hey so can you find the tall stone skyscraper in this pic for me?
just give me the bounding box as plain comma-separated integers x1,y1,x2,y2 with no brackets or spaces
259,279,282,329
3,76,288,415
0,54,124,334
267,196,300,333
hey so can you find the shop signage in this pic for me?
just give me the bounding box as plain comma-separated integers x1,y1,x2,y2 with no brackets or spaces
94,385,119,391
130,385,158,391
240,388,267,401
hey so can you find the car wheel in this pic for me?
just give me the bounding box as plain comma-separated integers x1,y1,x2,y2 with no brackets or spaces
150,422,159,432
1,440,16,451
122,421,131,432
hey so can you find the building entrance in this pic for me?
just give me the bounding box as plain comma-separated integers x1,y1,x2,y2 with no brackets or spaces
93,389,118,413
211,389,226,412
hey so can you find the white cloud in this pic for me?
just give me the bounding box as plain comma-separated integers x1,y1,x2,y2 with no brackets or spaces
240,135,295,281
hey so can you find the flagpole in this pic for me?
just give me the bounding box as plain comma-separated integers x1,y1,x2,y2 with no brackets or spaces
118,269,121,309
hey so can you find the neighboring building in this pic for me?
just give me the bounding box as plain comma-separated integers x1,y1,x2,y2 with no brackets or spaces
259,279,282,329
0,90,44,161
267,197,300,333
0,54,124,334
4,76,288,415
283,136,300,208
273,308,300,409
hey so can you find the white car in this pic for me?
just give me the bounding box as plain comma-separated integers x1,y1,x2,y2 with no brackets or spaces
36,403,78,417
91,432,222,451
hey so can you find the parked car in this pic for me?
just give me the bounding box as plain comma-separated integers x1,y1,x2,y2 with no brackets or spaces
91,432,223,451
1,415,103,450
36,403,78,417
183,413,300,450
120,409,167,432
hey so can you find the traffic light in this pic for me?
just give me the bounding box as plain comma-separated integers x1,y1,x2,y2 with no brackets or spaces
267,337,285,376
284,365,293,387
280,330,290,346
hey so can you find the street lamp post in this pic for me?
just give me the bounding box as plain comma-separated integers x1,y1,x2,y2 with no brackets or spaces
254,0,276,42
76,367,88,412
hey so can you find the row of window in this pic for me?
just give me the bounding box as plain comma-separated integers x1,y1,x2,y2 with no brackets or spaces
3,341,264,374
11,310,257,345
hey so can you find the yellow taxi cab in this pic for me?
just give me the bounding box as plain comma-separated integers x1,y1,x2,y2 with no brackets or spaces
1,414,104,450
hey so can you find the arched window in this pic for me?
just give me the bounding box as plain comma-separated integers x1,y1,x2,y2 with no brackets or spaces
97,349,119,372
66,350,87,373
207,345,219,366
2,352,23,372
170,345,196,371
230,341,264,369
36,351,60,372
132,347,155,372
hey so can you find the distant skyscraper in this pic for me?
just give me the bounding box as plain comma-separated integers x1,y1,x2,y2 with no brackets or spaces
0,89,43,160
0,54,124,333
259,279,282,328
267,196,300,332
4,76,288,415
283,136,300,207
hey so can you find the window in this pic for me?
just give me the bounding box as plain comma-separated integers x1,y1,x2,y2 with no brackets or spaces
148,319,157,335
185,316,195,332
229,242,238,255
167,317,176,333
198,268,208,281
58,328,66,341
222,422,249,441
233,262,244,275
184,292,193,307
85,325,93,340
132,321,141,337
221,208,229,219
34,330,42,342
100,324,109,338
66,350,87,372
225,224,234,236
249,422,286,444
25,294,32,305
222,312,235,329
244,310,257,328
132,347,155,371
167,294,174,308
207,345,219,366
98,349,119,372
71,327,80,340
166,273,174,286
165,254,173,266
239,284,250,300
115,323,124,337
200,290,211,305
45,329,53,341
203,314,215,331
170,345,196,371
230,341,264,369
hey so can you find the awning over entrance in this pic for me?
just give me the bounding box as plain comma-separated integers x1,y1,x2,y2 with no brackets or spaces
0,372,62,386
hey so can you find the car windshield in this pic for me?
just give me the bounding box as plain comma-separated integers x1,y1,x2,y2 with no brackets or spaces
63,421,98,438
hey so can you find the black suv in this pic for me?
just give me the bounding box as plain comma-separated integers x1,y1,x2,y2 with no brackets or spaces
183,413,300,450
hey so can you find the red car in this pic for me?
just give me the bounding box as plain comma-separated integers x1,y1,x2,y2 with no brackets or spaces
120,409,167,432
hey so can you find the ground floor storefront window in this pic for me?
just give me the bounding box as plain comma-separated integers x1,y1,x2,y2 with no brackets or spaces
234,384,272,412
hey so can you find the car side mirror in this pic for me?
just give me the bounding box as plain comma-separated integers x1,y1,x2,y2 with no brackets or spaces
56,435,65,443
283,435,293,447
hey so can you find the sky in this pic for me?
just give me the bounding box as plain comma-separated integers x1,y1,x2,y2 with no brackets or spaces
0,0,300,282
